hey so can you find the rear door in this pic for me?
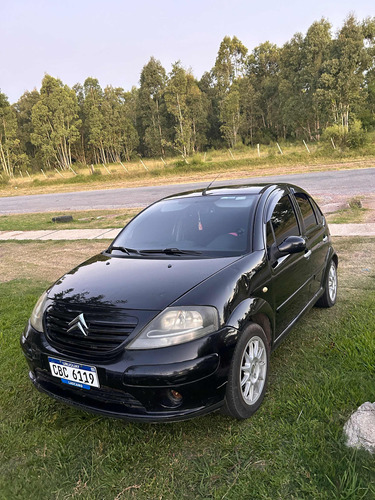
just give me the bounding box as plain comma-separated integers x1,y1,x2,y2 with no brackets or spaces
291,192,330,297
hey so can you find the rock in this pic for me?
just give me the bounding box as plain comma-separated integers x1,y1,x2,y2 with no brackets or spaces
52,215,73,223
344,402,375,453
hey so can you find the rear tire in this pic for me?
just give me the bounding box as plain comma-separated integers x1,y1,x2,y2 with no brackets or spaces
316,259,337,308
223,324,269,420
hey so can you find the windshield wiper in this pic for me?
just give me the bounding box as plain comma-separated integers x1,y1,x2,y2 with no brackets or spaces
140,248,202,255
107,246,140,255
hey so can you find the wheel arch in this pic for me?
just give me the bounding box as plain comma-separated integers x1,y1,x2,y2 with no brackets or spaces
226,298,274,347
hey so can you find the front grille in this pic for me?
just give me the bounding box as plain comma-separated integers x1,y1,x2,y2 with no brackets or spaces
45,302,138,356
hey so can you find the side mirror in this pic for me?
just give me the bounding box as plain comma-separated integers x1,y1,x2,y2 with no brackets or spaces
277,235,306,256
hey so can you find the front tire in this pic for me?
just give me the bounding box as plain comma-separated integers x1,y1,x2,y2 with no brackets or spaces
316,259,338,308
223,324,269,420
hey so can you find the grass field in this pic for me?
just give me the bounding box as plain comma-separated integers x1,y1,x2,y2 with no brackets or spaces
1,143,375,198
0,237,374,499
0,209,141,232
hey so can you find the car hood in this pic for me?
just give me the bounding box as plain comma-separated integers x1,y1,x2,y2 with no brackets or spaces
47,254,241,310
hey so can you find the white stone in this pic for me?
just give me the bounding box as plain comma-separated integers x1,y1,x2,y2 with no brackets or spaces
344,402,375,453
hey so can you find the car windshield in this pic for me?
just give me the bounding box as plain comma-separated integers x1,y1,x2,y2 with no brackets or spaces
112,194,258,257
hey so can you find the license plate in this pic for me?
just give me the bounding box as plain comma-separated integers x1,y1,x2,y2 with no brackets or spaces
48,357,100,390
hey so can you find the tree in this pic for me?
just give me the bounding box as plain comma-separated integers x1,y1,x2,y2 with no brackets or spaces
164,62,191,157
31,75,81,170
318,15,373,129
213,36,248,93
101,86,139,162
247,42,281,139
138,57,169,156
219,84,241,147
0,91,28,176
82,77,105,164
14,90,40,166
238,77,259,145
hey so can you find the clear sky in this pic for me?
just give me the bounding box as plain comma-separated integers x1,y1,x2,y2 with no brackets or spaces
1,0,374,103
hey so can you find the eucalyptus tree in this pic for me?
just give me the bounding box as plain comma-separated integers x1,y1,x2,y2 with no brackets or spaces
164,62,191,157
219,83,241,147
0,91,28,176
31,75,81,170
301,19,332,138
318,14,374,129
213,36,248,95
101,86,139,162
278,20,332,140
238,77,259,145
82,77,105,163
199,71,222,147
186,73,208,152
138,57,168,156
247,41,281,140
14,90,40,164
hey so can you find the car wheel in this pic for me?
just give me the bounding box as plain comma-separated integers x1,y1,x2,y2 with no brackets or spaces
316,259,338,308
223,324,269,420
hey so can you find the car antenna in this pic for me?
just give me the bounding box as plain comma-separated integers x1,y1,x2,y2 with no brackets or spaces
202,174,220,196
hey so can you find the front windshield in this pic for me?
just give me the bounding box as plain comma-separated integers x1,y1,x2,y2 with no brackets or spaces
112,194,258,257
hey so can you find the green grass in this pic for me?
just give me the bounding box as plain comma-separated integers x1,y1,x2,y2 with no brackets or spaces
0,209,140,231
1,242,374,499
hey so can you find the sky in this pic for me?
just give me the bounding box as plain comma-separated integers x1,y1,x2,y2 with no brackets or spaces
1,0,374,103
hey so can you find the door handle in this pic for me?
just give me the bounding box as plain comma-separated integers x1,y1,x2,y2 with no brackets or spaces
304,250,312,259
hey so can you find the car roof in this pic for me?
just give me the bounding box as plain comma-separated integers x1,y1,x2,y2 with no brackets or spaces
163,183,306,201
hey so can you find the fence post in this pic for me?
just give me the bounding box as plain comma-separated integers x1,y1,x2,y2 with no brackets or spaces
303,140,311,153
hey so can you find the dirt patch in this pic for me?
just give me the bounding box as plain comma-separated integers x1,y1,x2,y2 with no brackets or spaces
320,194,375,223
0,241,106,284
332,237,375,294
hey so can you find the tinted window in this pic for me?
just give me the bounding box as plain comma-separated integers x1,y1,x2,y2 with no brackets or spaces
310,198,323,225
270,195,300,246
114,195,258,257
266,221,275,248
295,193,318,231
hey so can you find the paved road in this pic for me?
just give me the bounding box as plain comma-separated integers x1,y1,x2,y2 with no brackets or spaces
0,168,374,214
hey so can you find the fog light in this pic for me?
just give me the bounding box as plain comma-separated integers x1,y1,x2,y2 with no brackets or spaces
161,389,183,409
170,389,182,402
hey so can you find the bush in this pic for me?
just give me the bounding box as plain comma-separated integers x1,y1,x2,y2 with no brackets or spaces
347,120,367,148
322,120,367,149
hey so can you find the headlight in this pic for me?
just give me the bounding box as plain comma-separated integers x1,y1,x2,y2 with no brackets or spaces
127,306,219,349
30,291,48,332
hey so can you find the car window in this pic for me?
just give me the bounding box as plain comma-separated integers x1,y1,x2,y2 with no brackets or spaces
270,195,300,246
266,221,275,248
113,194,258,257
295,193,318,232
309,197,324,225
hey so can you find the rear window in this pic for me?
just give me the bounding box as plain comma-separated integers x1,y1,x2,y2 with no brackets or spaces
295,193,318,232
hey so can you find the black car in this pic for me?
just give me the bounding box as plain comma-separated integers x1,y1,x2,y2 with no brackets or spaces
21,183,338,422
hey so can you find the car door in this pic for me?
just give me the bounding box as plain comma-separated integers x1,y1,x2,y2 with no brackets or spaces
291,191,330,297
265,192,312,338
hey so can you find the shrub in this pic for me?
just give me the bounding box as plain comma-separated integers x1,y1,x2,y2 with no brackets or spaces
322,120,367,149
347,120,367,148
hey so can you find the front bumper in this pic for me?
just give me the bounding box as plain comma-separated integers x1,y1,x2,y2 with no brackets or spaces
21,321,238,422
